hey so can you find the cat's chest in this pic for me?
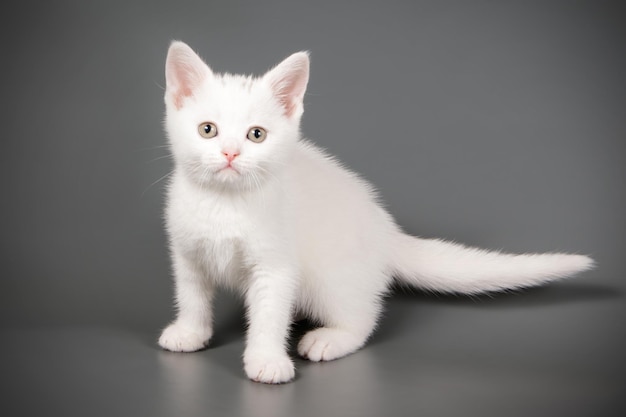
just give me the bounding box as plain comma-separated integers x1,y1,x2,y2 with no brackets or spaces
170,193,252,252
166,184,276,277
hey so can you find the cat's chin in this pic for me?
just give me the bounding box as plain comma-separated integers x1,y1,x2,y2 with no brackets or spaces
217,166,241,176
197,168,261,192
214,167,243,184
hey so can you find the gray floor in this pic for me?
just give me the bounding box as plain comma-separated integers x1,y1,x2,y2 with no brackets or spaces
1,1,625,416
3,283,624,417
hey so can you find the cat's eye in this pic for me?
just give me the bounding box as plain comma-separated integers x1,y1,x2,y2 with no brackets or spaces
198,122,218,139
247,127,267,143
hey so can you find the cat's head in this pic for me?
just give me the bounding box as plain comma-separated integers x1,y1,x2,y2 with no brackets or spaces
164,41,309,191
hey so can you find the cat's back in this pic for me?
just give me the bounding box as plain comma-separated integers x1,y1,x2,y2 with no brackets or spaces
287,140,397,260
289,140,376,201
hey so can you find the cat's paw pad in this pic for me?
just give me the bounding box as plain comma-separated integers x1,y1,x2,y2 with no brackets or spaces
243,351,295,384
297,328,363,362
158,323,212,352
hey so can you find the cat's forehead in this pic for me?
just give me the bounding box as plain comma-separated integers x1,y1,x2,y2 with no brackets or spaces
217,73,257,90
194,72,275,122
210,73,265,101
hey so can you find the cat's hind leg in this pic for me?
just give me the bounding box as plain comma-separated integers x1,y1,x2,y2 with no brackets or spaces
298,327,372,362
297,269,389,362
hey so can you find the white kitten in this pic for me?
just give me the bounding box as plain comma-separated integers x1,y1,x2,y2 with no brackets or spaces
157,41,594,384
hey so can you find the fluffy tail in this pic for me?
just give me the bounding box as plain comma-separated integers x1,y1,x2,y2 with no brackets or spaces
390,233,594,294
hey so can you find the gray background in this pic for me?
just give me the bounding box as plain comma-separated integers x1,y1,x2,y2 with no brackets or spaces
1,0,624,416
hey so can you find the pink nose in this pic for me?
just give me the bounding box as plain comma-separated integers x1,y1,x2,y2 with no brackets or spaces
222,151,240,163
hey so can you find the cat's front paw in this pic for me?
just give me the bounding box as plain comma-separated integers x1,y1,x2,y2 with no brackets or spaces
243,350,295,384
158,322,212,352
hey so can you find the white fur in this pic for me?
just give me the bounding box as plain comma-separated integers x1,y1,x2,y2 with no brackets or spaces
157,41,594,384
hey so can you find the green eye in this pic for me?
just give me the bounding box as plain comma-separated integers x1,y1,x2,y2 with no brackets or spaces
247,127,267,143
198,122,218,138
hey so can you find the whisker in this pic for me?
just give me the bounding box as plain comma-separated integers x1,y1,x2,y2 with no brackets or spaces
133,145,171,153
245,173,254,193
255,165,281,185
154,80,166,91
141,171,173,198
247,170,266,206
200,163,213,186
139,145,170,150
145,154,172,164
252,171,262,192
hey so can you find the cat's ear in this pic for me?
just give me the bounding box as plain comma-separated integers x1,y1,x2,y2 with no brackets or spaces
264,52,310,119
165,41,212,109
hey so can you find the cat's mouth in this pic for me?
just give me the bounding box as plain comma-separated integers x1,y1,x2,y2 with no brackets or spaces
217,165,240,175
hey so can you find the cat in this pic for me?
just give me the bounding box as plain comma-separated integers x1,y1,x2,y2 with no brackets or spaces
157,41,594,384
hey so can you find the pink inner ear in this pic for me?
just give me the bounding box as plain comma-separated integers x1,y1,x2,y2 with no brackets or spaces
166,43,210,109
273,74,306,117
169,66,194,109
267,53,309,118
